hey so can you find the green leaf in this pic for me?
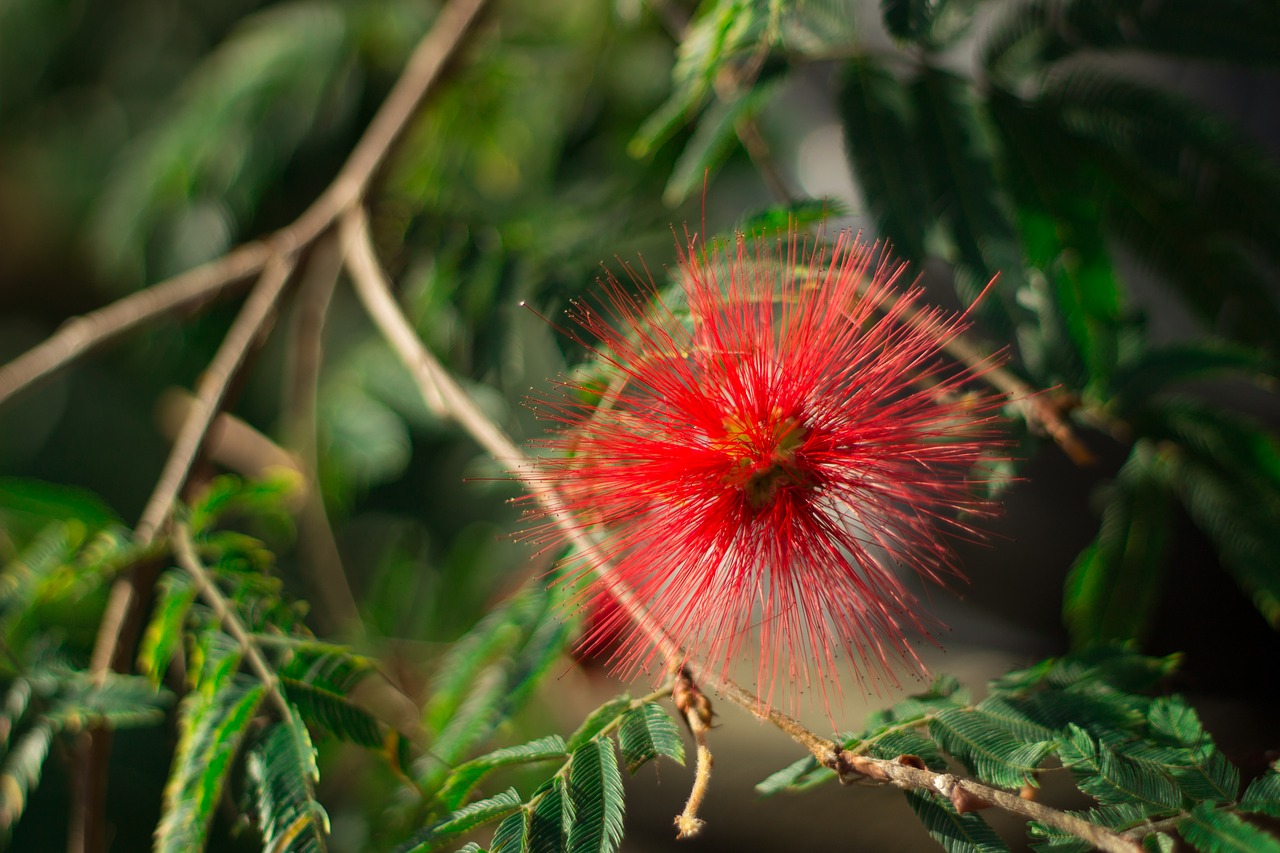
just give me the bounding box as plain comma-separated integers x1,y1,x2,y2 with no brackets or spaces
1152,402,1280,628
0,719,53,839
755,753,823,797
567,695,632,752
397,789,522,853
664,80,778,206
1045,71,1280,345
279,648,382,747
928,707,1055,789
1179,801,1280,853
1144,697,1239,805
617,703,685,774
156,675,267,853
983,0,1280,80
566,737,625,853
247,709,329,853
837,55,934,262
1064,440,1173,647
881,0,933,42
906,789,1011,853
89,2,351,283
0,478,119,547
138,571,199,687
630,0,767,158
489,777,575,853
1241,763,1280,818
737,197,848,239
439,735,568,811
910,64,1023,323
1109,341,1279,414
1057,724,1182,814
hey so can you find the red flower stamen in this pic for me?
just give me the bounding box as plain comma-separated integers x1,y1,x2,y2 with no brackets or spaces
526,229,1005,713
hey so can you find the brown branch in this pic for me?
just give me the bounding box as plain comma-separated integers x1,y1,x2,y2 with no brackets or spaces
0,243,271,407
0,0,492,410
832,752,1143,853
60,5,494,851
281,234,365,638
343,211,1141,852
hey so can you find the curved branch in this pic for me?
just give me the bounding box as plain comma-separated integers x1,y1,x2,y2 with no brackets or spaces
0,0,492,410
343,210,1142,853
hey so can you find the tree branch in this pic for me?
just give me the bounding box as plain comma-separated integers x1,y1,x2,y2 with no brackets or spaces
0,0,492,410
342,210,1141,853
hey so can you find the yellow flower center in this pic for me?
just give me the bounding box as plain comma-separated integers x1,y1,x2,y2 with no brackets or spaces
717,409,809,509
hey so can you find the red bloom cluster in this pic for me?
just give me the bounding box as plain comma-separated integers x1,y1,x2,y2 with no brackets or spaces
529,231,1004,710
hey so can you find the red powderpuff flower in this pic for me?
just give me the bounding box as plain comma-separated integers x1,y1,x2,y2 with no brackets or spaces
527,230,1005,711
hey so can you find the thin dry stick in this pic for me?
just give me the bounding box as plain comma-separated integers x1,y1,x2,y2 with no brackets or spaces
282,234,365,637
672,668,714,839
88,257,294,682
343,209,1142,853
172,521,293,719
0,243,272,407
0,0,492,411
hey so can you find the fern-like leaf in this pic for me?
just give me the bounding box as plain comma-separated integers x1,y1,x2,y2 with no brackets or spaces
279,647,381,747
906,789,1011,853
138,571,199,687
396,788,521,853
929,707,1055,790
617,703,684,774
247,709,328,853
1179,801,1280,853
566,736,625,853
438,735,567,811
155,674,266,852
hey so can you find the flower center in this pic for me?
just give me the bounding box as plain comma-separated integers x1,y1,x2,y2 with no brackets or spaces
717,410,809,509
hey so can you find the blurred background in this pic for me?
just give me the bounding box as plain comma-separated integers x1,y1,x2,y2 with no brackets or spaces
1,0,1278,850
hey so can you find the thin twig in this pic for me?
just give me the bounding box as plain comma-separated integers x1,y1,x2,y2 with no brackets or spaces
62,5,494,851
344,216,1141,852
282,234,365,637
172,522,293,719
0,243,271,407
672,668,714,839
0,0,492,410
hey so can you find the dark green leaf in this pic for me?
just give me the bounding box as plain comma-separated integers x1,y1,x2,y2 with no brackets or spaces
1064,440,1173,647
1241,763,1280,818
1057,724,1182,814
247,709,328,853
983,0,1280,80
837,55,934,262
664,80,778,206
156,675,266,853
1179,801,1280,853
567,696,632,753
906,789,1011,853
280,648,382,747
929,707,1055,789
439,735,568,811
1151,402,1280,628
396,789,522,853
755,753,823,797
910,64,1023,323
617,703,685,774
1109,342,1279,413
529,776,574,853
566,737,625,853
